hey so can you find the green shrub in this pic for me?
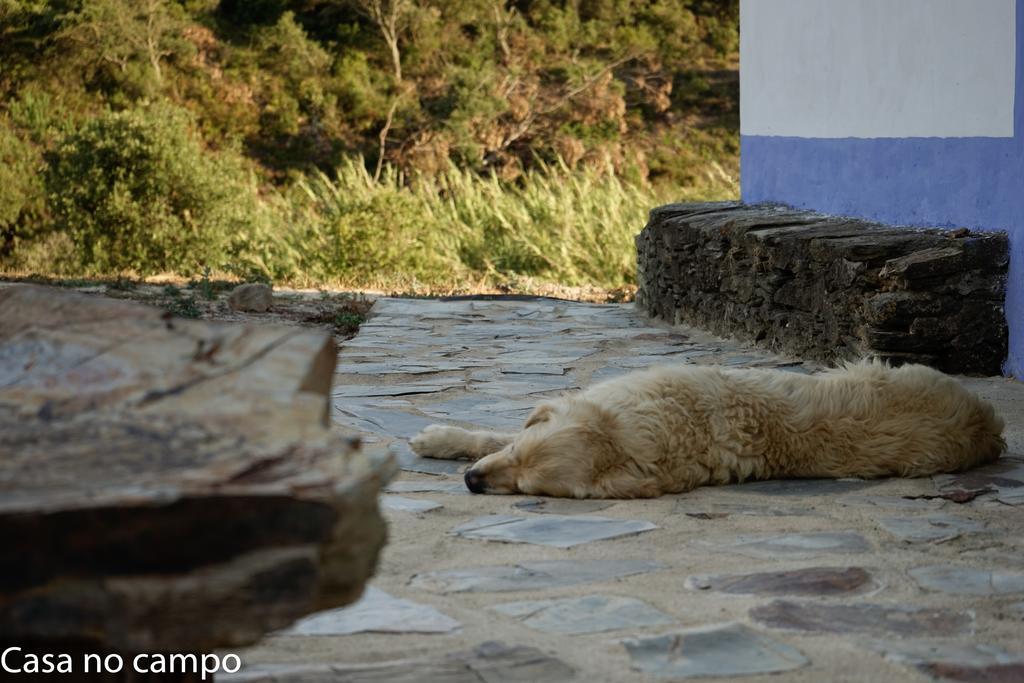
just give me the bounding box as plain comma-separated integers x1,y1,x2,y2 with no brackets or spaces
45,103,265,276
293,160,462,284
8,88,74,145
0,117,47,257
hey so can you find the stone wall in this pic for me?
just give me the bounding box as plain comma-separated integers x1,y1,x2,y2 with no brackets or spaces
636,202,1008,375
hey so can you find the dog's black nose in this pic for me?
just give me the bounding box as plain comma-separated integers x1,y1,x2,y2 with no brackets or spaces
464,469,486,494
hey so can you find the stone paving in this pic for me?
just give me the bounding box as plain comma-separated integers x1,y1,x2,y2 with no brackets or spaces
227,297,1024,683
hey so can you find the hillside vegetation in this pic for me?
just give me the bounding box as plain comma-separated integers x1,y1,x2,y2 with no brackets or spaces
0,0,739,290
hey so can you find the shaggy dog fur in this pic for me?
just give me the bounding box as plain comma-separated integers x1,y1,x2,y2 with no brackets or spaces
409,361,1006,499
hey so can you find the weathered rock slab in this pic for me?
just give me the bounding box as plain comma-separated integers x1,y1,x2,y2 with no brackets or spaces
622,623,808,678
512,498,615,515
674,501,813,517
865,639,1022,669
750,600,974,637
0,285,393,654
840,495,947,511
410,559,664,594
879,515,988,543
933,455,1024,503
333,404,438,439
385,480,469,495
280,587,459,635
686,567,877,597
333,379,464,398
392,441,466,475
452,514,657,548
380,495,443,514
917,662,1024,682
909,565,1024,596
726,478,878,497
493,595,674,635
222,641,575,682
697,531,872,558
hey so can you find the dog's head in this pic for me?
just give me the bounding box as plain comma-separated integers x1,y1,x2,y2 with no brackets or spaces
463,398,660,498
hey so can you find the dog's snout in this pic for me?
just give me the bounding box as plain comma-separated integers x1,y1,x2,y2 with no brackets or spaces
464,469,486,494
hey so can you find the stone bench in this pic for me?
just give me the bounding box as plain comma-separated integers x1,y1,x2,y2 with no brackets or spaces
636,202,1008,375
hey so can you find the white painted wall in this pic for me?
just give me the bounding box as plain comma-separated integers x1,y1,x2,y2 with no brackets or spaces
741,0,1016,138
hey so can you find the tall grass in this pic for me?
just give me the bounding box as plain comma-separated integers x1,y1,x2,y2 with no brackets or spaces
6,155,737,291
288,157,736,289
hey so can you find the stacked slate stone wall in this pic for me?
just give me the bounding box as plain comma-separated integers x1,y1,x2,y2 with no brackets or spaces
635,202,1008,375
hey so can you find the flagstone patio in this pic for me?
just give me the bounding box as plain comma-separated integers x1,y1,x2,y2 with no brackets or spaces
227,296,1024,682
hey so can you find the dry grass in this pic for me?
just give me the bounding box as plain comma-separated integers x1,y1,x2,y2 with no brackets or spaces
5,156,737,297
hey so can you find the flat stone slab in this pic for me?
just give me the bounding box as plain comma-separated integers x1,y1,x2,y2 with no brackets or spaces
609,353,709,369
725,478,878,496
409,559,664,594
417,410,525,432
333,379,463,398
840,495,947,511
380,495,443,514
933,456,1024,500
750,600,973,637
392,442,466,475
673,501,814,517
496,349,595,365
686,567,877,597
622,623,808,678
865,641,1024,683
909,565,1024,596
720,354,773,366
492,595,674,635
385,480,470,495
222,641,575,682
421,395,538,415
878,515,987,543
470,377,577,397
417,395,534,430
335,361,476,375
864,640,1021,669
500,365,568,376
333,405,439,439
451,514,657,548
280,587,460,635
916,661,1024,682
589,366,635,383
697,531,872,558
512,498,615,515
996,488,1024,505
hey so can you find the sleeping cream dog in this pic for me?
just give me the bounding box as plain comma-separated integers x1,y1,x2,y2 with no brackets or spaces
409,360,1005,499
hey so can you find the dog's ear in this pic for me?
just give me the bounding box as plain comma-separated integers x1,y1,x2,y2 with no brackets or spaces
524,402,556,428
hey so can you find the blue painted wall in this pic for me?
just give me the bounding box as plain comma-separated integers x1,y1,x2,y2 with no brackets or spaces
742,0,1024,376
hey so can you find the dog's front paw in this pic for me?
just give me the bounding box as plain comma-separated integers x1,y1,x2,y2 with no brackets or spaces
409,424,475,460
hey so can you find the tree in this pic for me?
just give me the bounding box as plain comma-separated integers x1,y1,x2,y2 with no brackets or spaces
54,0,188,94
354,0,413,183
